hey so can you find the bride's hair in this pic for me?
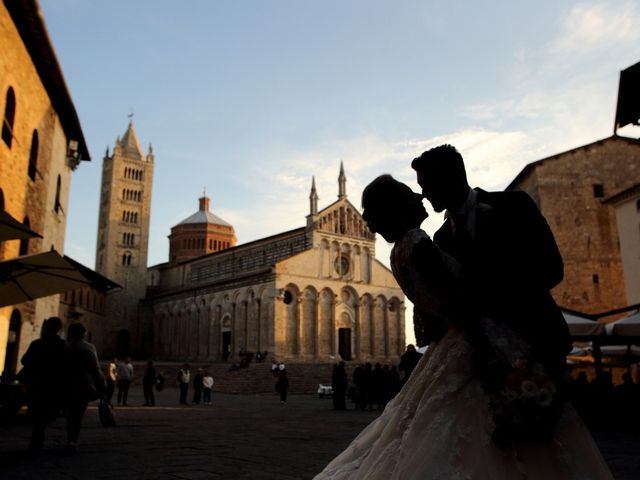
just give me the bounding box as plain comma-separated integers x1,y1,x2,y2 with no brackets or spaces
362,174,425,219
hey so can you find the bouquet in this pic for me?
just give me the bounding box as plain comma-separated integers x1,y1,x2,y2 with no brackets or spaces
485,356,564,446
475,317,566,446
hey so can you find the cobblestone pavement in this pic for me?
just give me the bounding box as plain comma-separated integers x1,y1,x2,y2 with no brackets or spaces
0,386,637,479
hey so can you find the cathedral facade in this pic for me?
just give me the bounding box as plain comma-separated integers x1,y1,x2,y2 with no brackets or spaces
142,165,405,363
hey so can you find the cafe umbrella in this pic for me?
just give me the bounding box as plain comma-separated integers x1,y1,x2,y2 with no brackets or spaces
0,250,120,308
0,209,42,242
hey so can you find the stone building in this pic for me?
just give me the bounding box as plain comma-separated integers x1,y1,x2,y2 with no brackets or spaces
506,135,640,314
94,121,153,358
0,0,90,375
142,165,405,363
603,183,640,305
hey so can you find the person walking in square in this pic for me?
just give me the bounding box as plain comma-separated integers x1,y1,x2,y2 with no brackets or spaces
332,361,348,411
178,363,190,405
202,370,214,405
116,357,133,406
192,368,204,404
20,317,66,451
143,360,156,406
105,357,117,406
275,369,289,404
64,322,104,455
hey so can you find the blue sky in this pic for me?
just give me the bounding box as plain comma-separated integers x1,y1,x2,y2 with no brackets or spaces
39,1,640,343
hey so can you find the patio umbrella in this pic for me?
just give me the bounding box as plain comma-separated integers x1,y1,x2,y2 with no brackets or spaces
0,210,42,242
604,311,640,337
0,250,120,308
562,309,606,338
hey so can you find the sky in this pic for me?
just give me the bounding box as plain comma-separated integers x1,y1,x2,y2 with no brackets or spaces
38,0,640,345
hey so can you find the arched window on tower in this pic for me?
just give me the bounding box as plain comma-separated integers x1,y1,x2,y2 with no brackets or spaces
54,175,62,214
28,130,38,181
2,87,16,148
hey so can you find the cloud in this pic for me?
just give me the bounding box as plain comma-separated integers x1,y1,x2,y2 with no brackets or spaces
550,2,640,59
458,1,640,169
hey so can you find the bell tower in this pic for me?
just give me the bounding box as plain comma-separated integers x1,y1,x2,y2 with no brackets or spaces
95,120,154,357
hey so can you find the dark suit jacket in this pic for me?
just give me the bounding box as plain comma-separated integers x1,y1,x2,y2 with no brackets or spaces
433,188,571,370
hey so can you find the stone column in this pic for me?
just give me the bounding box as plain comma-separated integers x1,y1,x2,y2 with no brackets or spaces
330,293,337,356
313,292,320,360
256,299,262,353
294,293,302,358
274,291,285,359
354,299,361,361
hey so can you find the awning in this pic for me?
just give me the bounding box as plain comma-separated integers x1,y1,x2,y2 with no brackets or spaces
0,210,42,242
0,250,120,308
605,311,640,337
562,310,606,337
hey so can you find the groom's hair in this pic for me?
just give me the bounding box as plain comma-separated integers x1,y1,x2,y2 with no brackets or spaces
411,144,468,185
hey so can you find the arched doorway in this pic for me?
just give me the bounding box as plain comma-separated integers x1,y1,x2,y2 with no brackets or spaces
338,326,352,361
221,315,231,361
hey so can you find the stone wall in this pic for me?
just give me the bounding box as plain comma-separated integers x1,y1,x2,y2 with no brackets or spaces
0,3,77,374
511,137,640,313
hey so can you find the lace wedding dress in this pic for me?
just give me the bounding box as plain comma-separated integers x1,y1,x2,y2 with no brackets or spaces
314,230,613,480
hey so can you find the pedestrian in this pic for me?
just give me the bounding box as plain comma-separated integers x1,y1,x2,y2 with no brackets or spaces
116,356,133,406
177,363,190,404
20,317,66,451
275,369,289,404
331,361,348,411
143,360,156,406
64,322,104,455
202,370,214,405
192,368,204,404
105,357,117,406
398,344,422,385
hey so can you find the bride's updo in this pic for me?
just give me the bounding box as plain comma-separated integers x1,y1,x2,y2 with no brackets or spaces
362,174,427,242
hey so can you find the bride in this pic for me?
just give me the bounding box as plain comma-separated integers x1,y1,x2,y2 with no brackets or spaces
313,175,613,480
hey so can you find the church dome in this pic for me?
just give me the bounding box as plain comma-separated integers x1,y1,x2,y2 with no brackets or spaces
169,195,236,264
176,196,231,227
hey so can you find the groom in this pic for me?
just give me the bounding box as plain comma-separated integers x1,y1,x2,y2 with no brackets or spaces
411,144,571,373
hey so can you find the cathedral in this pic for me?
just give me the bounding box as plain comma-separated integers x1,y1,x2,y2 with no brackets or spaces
141,163,406,363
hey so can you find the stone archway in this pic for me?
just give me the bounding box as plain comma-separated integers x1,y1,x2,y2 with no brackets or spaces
221,314,232,361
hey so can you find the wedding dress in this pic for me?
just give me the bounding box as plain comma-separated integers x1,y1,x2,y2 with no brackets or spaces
314,229,613,480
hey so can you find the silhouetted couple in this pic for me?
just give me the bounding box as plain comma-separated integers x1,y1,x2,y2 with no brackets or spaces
315,145,613,479
22,319,103,454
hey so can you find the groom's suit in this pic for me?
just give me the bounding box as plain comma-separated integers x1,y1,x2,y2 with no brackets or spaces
433,188,572,370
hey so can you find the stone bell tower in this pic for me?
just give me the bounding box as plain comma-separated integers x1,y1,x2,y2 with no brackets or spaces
95,120,154,357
